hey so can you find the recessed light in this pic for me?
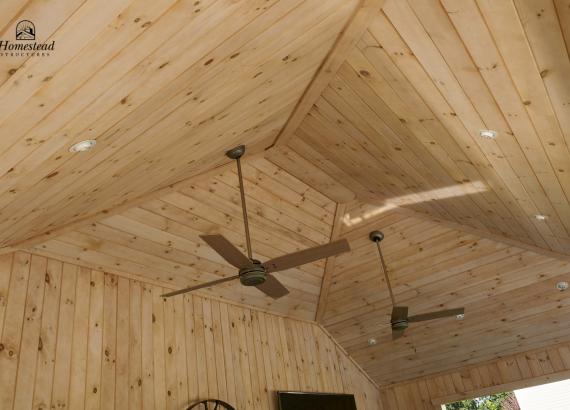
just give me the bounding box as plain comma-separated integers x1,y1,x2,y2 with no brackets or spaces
534,214,548,221
69,139,96,152
479,130,497,139
456,313,465,321
556,281,569,291
367,338,377,346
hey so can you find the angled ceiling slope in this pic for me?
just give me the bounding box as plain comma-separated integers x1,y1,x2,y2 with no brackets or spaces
323,202,570,385
28,157,337,320
0,0,361,249
278,0,570,256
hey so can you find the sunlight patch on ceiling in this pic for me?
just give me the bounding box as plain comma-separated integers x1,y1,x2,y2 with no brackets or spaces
342,181,488,227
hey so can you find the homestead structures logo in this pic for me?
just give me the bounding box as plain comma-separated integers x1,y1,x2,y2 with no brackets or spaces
0,20,55,57
16,20,35,40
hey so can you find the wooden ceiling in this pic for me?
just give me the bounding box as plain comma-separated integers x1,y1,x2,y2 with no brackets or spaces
281,0,570,255
2,0,570,389
0,0,356,248
29,157,336,320
322,203,570,384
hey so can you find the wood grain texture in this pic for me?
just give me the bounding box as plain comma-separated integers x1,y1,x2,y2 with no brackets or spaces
27,157,336,320
0,0,357,249
322,204,570,384
380,340,570,409
0,250,382,410
286,0,570,255
272,0,385,147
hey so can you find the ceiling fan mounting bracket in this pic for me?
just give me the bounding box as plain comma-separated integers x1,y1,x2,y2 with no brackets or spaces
226,144,246,160
369,230,384,243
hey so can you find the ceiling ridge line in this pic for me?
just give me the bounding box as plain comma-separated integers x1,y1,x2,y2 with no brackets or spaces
315,202,348,323
270,0,386,148
8,149,270,252
317,322,381,390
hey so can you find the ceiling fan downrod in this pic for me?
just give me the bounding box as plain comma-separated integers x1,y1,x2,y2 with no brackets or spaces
369,230,396,307
226,145,252,260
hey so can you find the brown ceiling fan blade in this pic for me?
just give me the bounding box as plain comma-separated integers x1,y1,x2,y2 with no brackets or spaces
200,234,253,269
255,274,290,299
162,275,240,297
262,239,350,273
408,307,465,323
391,306,408,323
392,328,406,340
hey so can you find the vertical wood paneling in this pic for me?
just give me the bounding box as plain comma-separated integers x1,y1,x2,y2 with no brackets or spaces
0,251,382,409
101,274,117,410
32,258,62,410
0,252,30,408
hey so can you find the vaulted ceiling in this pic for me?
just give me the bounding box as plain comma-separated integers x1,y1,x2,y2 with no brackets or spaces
0,0,355,248
2,0,570,388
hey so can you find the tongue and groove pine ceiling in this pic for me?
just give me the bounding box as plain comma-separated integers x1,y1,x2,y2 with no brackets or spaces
0,0,357,248
2,0,570,387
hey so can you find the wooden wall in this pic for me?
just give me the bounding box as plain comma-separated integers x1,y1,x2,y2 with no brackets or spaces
380,341,570,409
0,251,382,410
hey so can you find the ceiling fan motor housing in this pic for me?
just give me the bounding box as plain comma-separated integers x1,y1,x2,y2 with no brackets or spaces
239,260,267,286
391,319,409,330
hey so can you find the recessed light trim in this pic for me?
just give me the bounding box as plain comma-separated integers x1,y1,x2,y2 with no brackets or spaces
367,337,377,346
479,130,497,139
534,214,548,221
69,139,96,153
456,313,465,321
556,281,569,291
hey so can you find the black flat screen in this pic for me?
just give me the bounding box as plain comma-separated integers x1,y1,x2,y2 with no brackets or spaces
277,392,357,410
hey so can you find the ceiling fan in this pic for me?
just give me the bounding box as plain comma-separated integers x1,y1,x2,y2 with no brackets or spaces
163,145,351,299
369,230,465,340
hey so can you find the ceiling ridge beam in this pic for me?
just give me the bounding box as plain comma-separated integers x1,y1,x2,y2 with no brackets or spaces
270,0,386,148
315,202,348,323
392,206,570,263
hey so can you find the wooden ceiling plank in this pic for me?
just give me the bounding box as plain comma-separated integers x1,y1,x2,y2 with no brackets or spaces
8,150,265,253
321,81,445,200
437,0,570,238
272,0,385,147
366,13,547,247
397,0,570,246
305,91,455,221
516,0,570,151
334,62,503,232
0,0,353,248
102,210,323,295
265,145,357,204
31,1,351,223
133,200,323,278
246,157,337,214
183,180,329,246
3,9,343,244
380,3,563,249
287,135,374,201
300,109,409,200
213,169,334,238
0,0,187,180
393,206,570,263
363,296,570,380
349,278,568,367
354,32,525,239
315,203,347,323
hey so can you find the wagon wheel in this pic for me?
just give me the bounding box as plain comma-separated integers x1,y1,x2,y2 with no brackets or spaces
187,399,236,410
